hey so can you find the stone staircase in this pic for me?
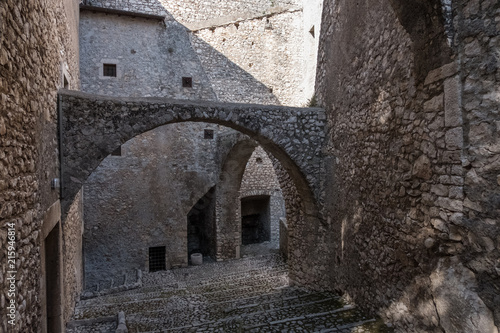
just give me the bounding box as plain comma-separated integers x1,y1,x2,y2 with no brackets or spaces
67,253,393,333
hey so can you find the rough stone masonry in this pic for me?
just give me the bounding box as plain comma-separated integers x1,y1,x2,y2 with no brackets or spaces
1,0,499,333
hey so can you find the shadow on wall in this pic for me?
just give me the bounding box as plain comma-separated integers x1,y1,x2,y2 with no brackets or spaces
189,33,281,105
79,0,281,105
387,0,452,83
316,0,499,331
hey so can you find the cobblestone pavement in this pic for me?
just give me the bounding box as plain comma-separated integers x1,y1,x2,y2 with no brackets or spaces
67,247,393,333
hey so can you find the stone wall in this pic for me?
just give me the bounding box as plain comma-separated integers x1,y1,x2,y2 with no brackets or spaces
191,10,306,106
270,155,330,288
240,146,286,244
80,0,311,106
79,10,216,100
160,0,301,27
458,0,500,328
316,0,499,332
82,0,169,16
62,190,84,324
83,122,235,289
0,0,80,331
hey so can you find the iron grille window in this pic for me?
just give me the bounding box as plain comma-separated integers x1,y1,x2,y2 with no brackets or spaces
149,246,166,272
103,64,117,77
204,129,214,139
182,77,193,88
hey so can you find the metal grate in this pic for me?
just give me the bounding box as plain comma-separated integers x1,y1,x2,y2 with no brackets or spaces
149,246,166,272
103,64,117,77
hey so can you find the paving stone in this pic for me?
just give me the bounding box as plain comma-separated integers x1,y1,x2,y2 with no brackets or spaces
67,247,391,332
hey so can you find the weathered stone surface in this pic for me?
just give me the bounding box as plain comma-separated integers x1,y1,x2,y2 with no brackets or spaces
59,90,327,217
431,257,498,333
445,127,464,150
81,0,317,107
83,123,239,288
444,76,462,128
315,0,500,332
240,146,286,245
0,0,81,331
413,155,432,180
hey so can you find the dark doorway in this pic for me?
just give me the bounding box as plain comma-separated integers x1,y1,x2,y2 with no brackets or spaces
45,223,62,333
241,196,271,245
187,187,216,260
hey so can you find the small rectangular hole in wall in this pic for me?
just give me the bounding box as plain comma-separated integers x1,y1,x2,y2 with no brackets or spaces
149,246,166,272
182,77,193,88
103,64,117,77
111,146,121,156
204,129,214,139
309,25,315,38
63,75,69,89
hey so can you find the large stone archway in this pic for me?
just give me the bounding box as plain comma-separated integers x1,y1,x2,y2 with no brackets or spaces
59,89,327,217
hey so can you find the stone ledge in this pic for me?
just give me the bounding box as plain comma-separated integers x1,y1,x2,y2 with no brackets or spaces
187,7,302,32
424,62,459,86
80,5,166,21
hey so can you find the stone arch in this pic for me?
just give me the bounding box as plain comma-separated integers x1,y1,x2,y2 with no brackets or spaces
214,139,258,259
60,90,326,224
212,137,323,284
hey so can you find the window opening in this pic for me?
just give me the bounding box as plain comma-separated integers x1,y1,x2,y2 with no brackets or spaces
149,246,166,272
103,64,117,77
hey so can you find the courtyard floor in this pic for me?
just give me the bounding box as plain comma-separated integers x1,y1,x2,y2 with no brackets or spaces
67,244,392,332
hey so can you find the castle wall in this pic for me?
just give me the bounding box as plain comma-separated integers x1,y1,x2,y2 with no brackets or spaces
316,0,499,332
83,123,235,289
459,0,500,327
79,11,216,99
159,0,301,27
191,10,306,106
0,0,81,331
80,0,312,106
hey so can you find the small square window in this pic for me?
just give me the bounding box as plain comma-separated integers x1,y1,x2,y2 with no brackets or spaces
103,64,117,77
182,77,193,88
204,129,214,139
149,246,166,272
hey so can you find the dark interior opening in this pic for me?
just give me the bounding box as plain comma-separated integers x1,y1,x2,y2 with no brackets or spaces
182,76,193,88
241,195,271,245
45,223,62,333
187,187,216,260
149,246,166,272
103,63,117,77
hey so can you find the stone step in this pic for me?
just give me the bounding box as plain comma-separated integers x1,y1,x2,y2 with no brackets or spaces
142,257,287,288
66,316,117,333
81,259,286,305
76,269,286,313
219,291,341,319
74,273,288,320
124,291,348,331
244,307,375,332
69,253,391,333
